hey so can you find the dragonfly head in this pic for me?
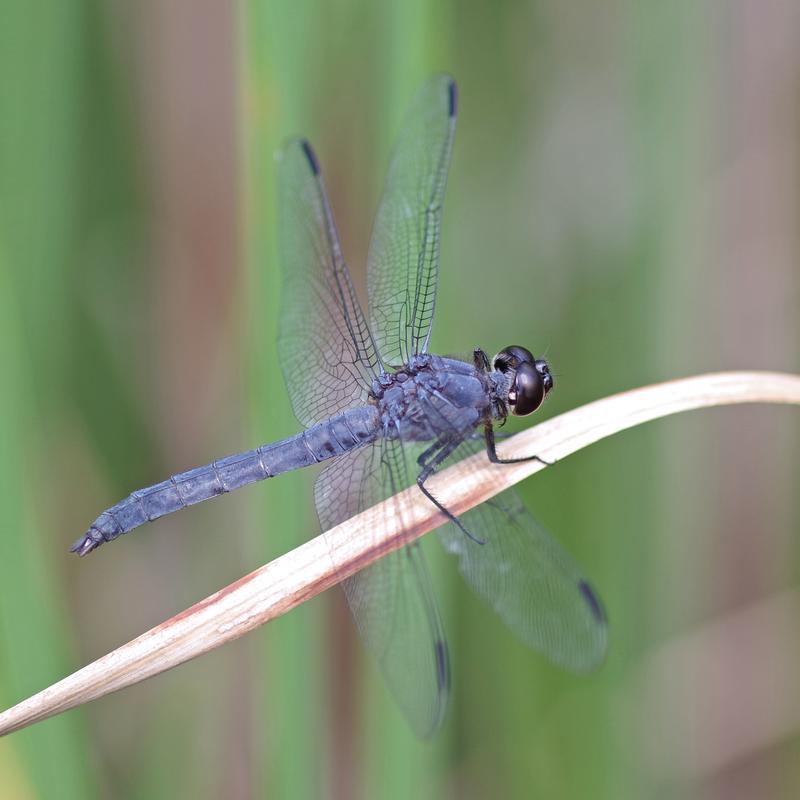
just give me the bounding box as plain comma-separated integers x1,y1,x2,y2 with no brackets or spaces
493,345,553,416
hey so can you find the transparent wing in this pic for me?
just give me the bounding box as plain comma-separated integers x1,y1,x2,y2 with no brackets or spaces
315,440,450,738
367,74,457,366
437,440,608,672
277,138,381,427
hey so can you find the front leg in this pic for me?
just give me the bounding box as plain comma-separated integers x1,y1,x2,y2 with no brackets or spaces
484,422,554,467
473,347,491,372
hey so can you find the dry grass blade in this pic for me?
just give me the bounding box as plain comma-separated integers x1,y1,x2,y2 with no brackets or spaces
1,370,799,736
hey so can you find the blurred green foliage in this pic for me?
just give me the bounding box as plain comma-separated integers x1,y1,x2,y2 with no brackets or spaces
1,1,798,798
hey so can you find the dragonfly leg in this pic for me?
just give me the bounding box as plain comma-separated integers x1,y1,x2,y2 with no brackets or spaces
417,438,447,468
484,423,554,467
472,347,491,372
417,437,486,545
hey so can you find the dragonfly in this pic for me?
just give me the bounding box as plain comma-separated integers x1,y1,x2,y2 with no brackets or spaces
72,75,607,737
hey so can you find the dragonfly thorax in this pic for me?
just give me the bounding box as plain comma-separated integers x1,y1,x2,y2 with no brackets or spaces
372,354,491,442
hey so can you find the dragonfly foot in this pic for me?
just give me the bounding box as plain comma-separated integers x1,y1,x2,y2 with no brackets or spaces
457,522,486,546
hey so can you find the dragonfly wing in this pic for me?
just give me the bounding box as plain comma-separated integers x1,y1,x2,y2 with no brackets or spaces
315,440,450,738
276,139,381,427
367,74,457,366
437,441,608,672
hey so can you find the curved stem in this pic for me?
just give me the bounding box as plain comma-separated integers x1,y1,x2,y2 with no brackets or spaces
1,370,799,736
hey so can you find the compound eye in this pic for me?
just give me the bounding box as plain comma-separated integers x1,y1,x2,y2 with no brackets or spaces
493,345,535,373
535,358,554,392
508,362,545,416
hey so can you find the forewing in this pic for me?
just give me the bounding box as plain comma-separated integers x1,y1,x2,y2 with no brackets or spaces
315,441,450,738
367,74,457,366
277,139,381,427
438,443,608,672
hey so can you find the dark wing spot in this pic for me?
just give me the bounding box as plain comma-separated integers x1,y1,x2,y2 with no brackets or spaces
447,80,458,118
579,580,606,624
435,638,451,694
300,139,320,175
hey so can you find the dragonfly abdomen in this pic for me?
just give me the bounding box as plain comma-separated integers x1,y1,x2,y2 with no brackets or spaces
71,405,380,556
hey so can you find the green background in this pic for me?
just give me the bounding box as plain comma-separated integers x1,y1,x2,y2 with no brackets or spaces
1,1,799,798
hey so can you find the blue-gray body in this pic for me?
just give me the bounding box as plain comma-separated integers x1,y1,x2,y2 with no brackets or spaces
75,355,507,554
